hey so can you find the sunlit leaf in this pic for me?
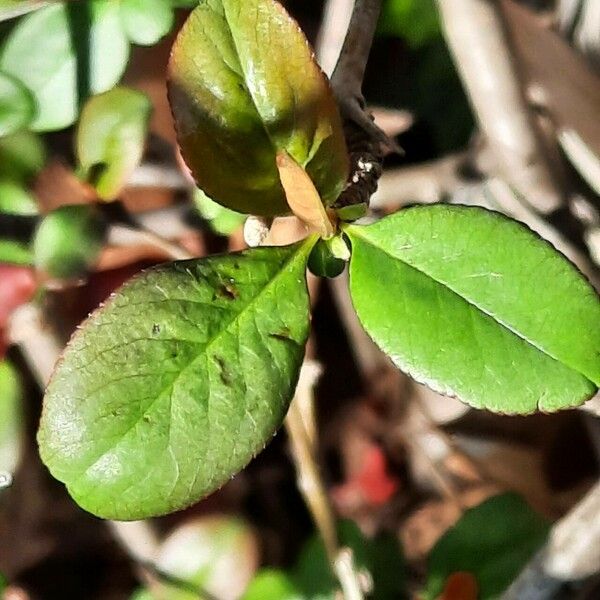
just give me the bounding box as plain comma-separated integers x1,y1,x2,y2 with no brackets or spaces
346,205,600,414
120,0,174,46
0,360,23,476
423,493,549,600
38,240,314,518
243,569,302,600
168,0,348,216
193,188,245,236
0,1,129,131
77,87,152,200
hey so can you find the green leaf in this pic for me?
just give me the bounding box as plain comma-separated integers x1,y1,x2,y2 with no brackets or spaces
193,188,246,236
423,493,549,600
0,71,35,136
120,0,174,46
154,515,259,599
77,87,152,200
0,360,23,476
307,235,349,279
295,521,405,600
38,240,314,519
0,2,129,131
0,131,45,183
0,239,33,265
345,205,600,414
378,0,441,48
243,569,303,600
33,204,106,279
168,0,348,217
0,179,38,214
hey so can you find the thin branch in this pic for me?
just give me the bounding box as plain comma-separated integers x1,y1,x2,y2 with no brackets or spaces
436,0,565,215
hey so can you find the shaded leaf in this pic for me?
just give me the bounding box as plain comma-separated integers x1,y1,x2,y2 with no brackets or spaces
0,131,45,183
423,493,549,600
168,0,348,216
0,71,35,136
77,87,152,200
345,205,600,414
33,204,106,279
120,0,174,46
0,2,129,131
38,240,314,519
295,520,405,599
154,515,259,599
378,0,441,48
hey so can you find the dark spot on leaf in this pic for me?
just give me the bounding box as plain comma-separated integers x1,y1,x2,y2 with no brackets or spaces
269,327,293,342
213,354,233,386
152,324,161,335
217,282,238,300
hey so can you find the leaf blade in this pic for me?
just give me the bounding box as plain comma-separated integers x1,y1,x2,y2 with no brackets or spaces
168,0,348,216
38,240,314,519
346,205,600,414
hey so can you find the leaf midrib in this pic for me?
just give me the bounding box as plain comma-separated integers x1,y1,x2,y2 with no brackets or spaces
71,240,314,481
346,225,593,384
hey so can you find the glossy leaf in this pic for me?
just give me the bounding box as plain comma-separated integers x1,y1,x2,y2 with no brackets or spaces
193,188,245,236
307,234,349,279
243,569,302,600
295,520,406,599
0,2,129,131
77,87,152,200
38,241,314,519
120,0,174,46
0,131,46,183
345,205,600,414
423,493,549,600
168,0,348,216
154,515,259,599
0,360,23,475
33,204,106,279
0,71,35,136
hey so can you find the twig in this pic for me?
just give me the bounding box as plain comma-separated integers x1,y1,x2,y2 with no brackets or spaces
107,223,194,261
316,0,354,76
329,0,394,210
436,0,565,215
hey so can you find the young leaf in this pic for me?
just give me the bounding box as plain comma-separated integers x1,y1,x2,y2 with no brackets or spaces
0,71,35,136
276,150,334,237
423,493,549,600
345,205,600,414
0,2,129,131
33,204,106,279
77,87,152,200
0,180,38,215
119,0,174,46
38,241,314,519
168,0,348,216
